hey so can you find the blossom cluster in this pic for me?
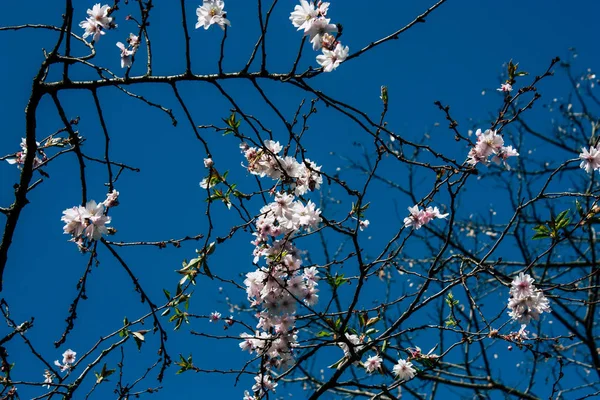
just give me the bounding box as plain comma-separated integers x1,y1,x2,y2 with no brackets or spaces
337,333,417,381
289,1,349,72
239,142,322,397
507,272,551,325
196,0,230,30
61,191,118,249
240,140,323,196
403,204,448,230
80,3,115,42
579,144,600,174
466,129,519,168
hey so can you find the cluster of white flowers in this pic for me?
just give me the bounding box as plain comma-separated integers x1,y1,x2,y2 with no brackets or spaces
116,33,140,68
79,3,115,42
289,1,349,72
54,349,76,372
241,140,322,196
239,141,322,397
466,129,519,169
5,138,45,168
507,272,551,325
403,204,448,230
61,191,118,249
579,144,600,174
196,0,230,31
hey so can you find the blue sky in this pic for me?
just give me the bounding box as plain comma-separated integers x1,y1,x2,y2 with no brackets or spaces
0,0,599,399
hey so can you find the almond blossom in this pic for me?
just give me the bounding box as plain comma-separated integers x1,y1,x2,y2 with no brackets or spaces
497,83,513,92
364,355,382,373
86,3,113,28
61,200,111,242
579,145,600,174
80,19,104,42
289,1,329,32
79,3,114,42
252,373,277,395
42,370,54,389
306,18,337,50
195,0,230,31
393,358,416,381
5,138,45,168
316,42,349,72
466,128,519,168
289,1,349,72
403,205,449,230
240,140,323,195
116,42,135,68
238,140,323,397
507,272,551,325
54,349,76,372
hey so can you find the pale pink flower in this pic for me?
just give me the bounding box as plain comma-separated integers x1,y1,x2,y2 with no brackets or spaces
507,273,551,325
306,18,338,50
467,128,518,168
196,0,231,30
43,370,53,389
127,33,140,48
491,145,519,169
497,83,513,93
80,19,104,42
510,272,535,298
316,43,349,72
289,1,329,32
364,355,382,373
252,373,277,394
116,42,134,68
103,190,119,208
579,145,600,174
87,4,112,28
403,205,448,229
209,311,221,322
61,201,111,241
5,138,44,168
54,349,76,372
393,358,416,381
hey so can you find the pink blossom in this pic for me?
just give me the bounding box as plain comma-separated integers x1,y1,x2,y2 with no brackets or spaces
579,145,600,174
364,355,382,373
403,205,449,230
497,83,513,93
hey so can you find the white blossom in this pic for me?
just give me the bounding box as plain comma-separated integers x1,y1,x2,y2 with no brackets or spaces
196,0,231,30
316,43,349,72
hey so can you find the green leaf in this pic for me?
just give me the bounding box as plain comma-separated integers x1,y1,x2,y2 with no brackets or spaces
316,331,332,337
532,232,550,240
555,210,571,230
576,200,584,218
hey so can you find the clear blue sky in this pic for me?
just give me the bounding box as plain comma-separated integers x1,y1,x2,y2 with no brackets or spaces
0,0,598,398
